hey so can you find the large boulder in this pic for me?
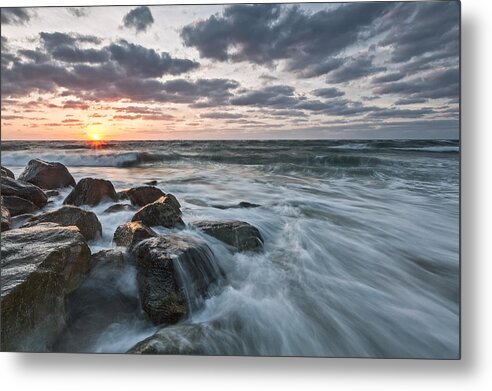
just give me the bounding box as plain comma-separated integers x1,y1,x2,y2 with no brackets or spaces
2,195,39,217
131,196,184,228
132,235,223,325
126,186,165,207
18,159,75,190
1,200,11,231
1,166,15,179
21,206,102,241
64,177,117,206
1,223,91,352
1,176,48,207
193,220,264,252
113,221,157,249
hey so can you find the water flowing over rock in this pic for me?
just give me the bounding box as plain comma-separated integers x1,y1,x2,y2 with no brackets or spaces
131,195,184,228
103,203,135,214
113,221,157,249
1,200,11,231
53,249,142,352
1,223,91,352
1,176,48,207
64,177,118,206
193,220,264,252
18,159,76,190
126,186,166,207
21,206,102,241
2,195,39,217
1,166,15,179
132,235,223,325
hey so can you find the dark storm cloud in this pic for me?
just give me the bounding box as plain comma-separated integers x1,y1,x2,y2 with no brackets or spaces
312,88,345,99
18,49,49,63
1,8,31,25
181,3,390,75
230,85,297,108
325,56,386,84
108,40,199,77
122,6,154,33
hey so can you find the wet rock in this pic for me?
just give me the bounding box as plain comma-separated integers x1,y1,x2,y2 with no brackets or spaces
1,223,91,352
2,195,39,217
127,186,166,207
103,203,135,214
132,235,222,325
45,190,60,197
144,180,158,186
11,213,35,228
113,221,157,249
238,201,260,208
64,177,117,206
193,220,264,252
128,322,234,355
21,206,102,241
18,159,75,190
1,200,11,231
89,248,130,270
116,190,130,201
1,166,15,179
131,196,184,228
1,176,48,207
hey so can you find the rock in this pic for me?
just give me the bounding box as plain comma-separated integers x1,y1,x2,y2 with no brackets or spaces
45,190,60,197
1,176,48,207
103,203,135,214
1,166,15,179
11,213,35,228
21,206,102,241
18,159,75,190
126,186,166,207
89,249,129,269
193,220,264,252
116,190,130,201
164,193,181,210
132,235,223,325
1,200,11,231
144,180,157,186
238,202,260,209
2,195,39,217
128,322,230,355
1,223,91,352
113,221,157,249
131,196,184,228
64,177,117,206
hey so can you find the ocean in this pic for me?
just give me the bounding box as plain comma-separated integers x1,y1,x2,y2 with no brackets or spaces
1,139,460,357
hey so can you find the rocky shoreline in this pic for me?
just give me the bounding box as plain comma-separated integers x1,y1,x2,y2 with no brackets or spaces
1,159,264,353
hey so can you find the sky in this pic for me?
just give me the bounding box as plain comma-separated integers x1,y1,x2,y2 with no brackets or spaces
0,2,460,140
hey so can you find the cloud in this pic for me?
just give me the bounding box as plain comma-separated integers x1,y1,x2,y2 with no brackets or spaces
67,8,89,18
394,98,428,106
181,3,390,75
200,112,243,119
373,67,459,101
40,32,102,51
312,87,345,98
122,6,154,33
379,2,459,64
325,56,386,83
108,40,199,77
52,47,110,63
1,8,31,25
230,85,297,108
